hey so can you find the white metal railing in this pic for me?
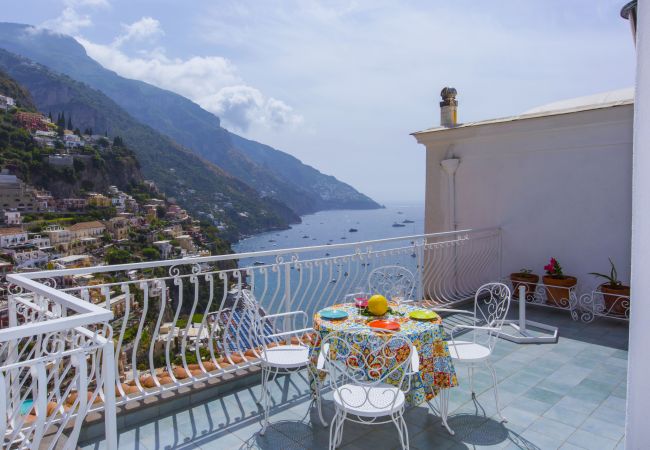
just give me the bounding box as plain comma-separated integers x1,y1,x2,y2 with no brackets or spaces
0,228,500,448
501,278,631,323
0,278,117,450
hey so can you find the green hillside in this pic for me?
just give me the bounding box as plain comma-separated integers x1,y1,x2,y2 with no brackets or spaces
0,49,298,239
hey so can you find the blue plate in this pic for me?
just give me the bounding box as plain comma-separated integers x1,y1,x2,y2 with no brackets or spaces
319,308,349,320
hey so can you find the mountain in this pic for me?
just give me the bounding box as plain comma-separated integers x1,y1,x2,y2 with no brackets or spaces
0,49,298,238
0,71,142,197
0,68,35,110
0,23,380,214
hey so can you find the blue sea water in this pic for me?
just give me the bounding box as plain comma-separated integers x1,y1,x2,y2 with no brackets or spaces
233,204,424,257
232,204,424,314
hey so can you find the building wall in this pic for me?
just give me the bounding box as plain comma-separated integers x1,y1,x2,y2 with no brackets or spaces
416,104,633,288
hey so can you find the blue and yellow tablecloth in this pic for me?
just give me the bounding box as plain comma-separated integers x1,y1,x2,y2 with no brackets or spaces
310,303,458,405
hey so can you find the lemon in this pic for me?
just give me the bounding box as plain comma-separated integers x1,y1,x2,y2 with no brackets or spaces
367,294,388,316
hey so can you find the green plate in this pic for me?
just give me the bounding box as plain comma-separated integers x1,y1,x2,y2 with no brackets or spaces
409,310,438,320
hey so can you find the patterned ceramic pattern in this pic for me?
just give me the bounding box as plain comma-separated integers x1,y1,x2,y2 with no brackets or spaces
310,303,458,405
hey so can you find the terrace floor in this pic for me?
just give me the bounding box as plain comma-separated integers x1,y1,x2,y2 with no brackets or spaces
80,305,629,450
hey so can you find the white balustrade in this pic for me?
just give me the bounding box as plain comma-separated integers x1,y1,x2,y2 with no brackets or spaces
0,228,500,448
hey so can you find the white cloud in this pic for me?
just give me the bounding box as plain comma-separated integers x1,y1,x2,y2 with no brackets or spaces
77,26,303,131
41,7,93,34
113,17,164,47
39,0,109,35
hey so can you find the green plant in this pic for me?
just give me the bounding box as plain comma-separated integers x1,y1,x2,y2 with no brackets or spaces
589,258,623,288
515,268,535,276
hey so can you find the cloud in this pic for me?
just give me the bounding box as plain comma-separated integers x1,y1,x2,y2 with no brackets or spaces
39,0,109,35
201,86,303,131
77,21,303,131
41,7,93,34
113,17,164,47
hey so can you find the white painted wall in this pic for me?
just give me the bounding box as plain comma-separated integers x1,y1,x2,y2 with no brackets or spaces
415,103,633,289
626,0,650,447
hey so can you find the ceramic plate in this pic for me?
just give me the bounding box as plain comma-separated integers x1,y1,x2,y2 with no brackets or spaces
367,319,401,331
320,309,349,320
408,310,439,320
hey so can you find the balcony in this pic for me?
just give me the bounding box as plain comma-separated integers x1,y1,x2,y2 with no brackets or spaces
0,229,629,449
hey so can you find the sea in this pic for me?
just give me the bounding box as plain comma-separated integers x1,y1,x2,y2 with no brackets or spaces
233,203,424,263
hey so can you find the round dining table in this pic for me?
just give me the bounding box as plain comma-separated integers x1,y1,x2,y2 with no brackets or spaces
309,302,458,410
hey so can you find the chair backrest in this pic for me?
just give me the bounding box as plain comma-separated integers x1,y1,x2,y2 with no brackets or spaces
218,288,267,358
367,265,416,300
321,330,414,412
471,282,511,351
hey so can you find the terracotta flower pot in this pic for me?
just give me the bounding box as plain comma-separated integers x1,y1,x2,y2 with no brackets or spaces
600,284,630,316
509,273,539,299
543,275,577,308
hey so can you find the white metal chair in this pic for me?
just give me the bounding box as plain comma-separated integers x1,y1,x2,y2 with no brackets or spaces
321,329,417,450
368,265,416,302
445,282,511,423
229,289,328,435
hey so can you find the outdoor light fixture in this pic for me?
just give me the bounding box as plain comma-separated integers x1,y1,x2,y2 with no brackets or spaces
621,0,638,46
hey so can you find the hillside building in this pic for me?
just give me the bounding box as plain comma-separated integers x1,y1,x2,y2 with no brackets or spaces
0,227,27,248
3,211,21,225
0,95,15,110
87,193,112,208
15,111,49,131
0,172,40,212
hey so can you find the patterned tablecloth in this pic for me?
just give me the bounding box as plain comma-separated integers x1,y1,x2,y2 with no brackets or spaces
310,303,458,406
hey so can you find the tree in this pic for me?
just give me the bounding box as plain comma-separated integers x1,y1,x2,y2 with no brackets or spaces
156,206,167,219
113,136,124,147
142,247,160,261
105,247,131,265
67,115,72,130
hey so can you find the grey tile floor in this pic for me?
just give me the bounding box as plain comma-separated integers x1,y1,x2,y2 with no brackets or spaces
81,306,629,449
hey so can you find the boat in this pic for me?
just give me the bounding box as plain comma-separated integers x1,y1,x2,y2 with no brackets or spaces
325,253,330,256
302,235,309,239
397,211,403,215
402,219,414,224
392,222,406,228
349,228,358,232
341,237,347,240
268,239,276,242
253,261,265,266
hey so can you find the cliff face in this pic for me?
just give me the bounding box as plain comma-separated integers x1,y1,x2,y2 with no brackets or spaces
32,154,142,198
0,23,381,216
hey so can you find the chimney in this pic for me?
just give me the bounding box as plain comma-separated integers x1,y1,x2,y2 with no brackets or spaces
440,87,458,127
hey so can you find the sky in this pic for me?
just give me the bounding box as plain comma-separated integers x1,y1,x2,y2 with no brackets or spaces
3,0,637,204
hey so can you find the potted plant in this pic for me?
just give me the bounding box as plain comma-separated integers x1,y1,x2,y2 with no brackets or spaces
542,257,577,307
589,258,630,316
509,268,539,299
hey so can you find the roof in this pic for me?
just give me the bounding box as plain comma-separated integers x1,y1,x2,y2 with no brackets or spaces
69,221,105,231
0,227,25,236
53,255,90,263
413,87,634,136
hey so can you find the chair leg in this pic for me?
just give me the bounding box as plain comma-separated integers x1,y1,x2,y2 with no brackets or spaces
260,366,272,435
329,410,340,450
486,360,507,423
394,412,409,450
335,411,345,447
314,381,328,428
469,366,475,397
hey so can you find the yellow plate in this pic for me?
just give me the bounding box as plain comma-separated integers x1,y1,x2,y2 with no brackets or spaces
408,310,438,320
